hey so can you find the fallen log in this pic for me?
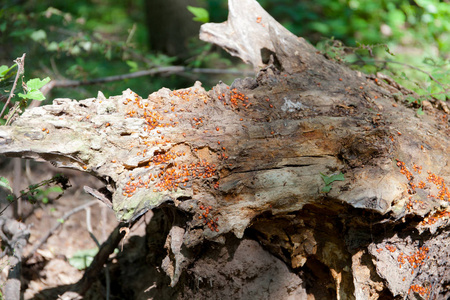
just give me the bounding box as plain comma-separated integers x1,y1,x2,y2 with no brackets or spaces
1,0,449,298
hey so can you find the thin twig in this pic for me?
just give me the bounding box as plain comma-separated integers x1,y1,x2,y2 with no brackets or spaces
63,217,141,297
5,103,21,126
41,66,255,95
85,207,100,247
13,158,22,218
353,59,449,91
83,186,112,209
24,200,98,261
85,206,110,300
0,54,26,119
0,174,71,217
125,23,137,45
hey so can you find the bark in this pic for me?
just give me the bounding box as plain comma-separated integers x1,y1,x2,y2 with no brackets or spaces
1,0,449,299
0,217,30,300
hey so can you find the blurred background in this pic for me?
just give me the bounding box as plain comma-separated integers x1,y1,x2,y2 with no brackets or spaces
0,0,448,106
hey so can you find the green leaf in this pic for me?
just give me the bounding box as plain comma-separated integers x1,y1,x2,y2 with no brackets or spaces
321,185,332,193
423,57,436,66
35,186,63,203
69,248,99,270
28,183,39,190
18,77,51,101
27,194,37,204
387,9,405,28
47,41,59,51
0,177,12,193
187,6,209,23
320,172,345,186
0,64,16,78
405,95,417,103
105,48,112,60
18,90,46,101
80,41,92,52
0,65,8,77
70,45,81,55
0,21,6,32
57,218,64,224
126,60,138,72
417,107,425,115
44,186,64,194
310,22,330,35
434,93,446,101
27,77,51,90
384,46,395,56
30,29,47,42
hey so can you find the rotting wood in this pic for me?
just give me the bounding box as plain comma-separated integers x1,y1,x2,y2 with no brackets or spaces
1,0,449,298
0,217,30,300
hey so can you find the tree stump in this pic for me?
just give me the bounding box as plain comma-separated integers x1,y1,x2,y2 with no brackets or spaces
1,0,449,299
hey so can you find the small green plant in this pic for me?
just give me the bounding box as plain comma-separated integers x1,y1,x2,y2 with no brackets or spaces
316,39,449,112
69,248,99,270
0,177,14,204
320,172,345,193
0,174,70,216
0,177,12,193
34,185,64,204
0,54,51,125
0,64,17,81
187,6,209,23
17,77,50,101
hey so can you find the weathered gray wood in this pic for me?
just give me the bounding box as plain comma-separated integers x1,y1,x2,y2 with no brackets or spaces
199,0,325,72
0,217,30,300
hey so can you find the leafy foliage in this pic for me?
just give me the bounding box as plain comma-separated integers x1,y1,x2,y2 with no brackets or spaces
0,1,235,101
2,2,150,99
0,64,16,78
0,60,51,123
0,0,447,106
187,6,210,23
316,38,449,105
258,0,449,55
320,172,345,193
69,248,99,270
33,186,64,204
0,177,12,193
257,0,449,104
18,77,51,101
0,174,70,216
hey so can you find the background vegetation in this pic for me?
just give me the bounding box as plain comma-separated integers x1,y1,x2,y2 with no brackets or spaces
0,0,448,119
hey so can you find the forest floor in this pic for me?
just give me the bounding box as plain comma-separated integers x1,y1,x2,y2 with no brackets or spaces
0,158,149,299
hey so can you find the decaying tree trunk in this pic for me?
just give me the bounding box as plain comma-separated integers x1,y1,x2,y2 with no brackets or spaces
1,0,449,299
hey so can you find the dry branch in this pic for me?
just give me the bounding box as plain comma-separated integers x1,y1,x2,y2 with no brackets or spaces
0,54,25,120
0,217,30,300
61,219,139,298
24,200,98,261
